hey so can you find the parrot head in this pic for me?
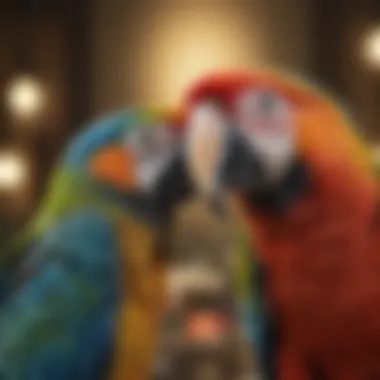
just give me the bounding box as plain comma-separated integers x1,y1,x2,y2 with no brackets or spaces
182,69,373,211
62,107,190,225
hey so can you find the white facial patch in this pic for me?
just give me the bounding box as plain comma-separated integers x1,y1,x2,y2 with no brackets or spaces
235,88,297,184
185,102,229,197
127,124,174,192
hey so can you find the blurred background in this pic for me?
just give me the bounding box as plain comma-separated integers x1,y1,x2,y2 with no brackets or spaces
1,0,380,378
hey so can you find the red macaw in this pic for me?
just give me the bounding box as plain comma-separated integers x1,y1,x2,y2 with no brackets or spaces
181,69,380,380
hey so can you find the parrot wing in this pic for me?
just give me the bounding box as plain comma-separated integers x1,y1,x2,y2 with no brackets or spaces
232,228,277,380
0,168,103,305
0,208,120,380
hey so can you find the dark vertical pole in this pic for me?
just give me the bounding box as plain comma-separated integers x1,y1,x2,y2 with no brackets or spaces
311,0,348,97
66,0,91,133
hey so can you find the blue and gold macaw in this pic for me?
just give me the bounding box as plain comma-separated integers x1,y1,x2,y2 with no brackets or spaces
0,107,190,380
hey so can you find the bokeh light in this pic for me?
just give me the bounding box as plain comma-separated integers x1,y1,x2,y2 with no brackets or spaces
5,74,46,120
0,151,28,191
362,26,380,70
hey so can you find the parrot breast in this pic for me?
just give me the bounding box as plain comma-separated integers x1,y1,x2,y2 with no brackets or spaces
184,69,380,376
0,210,120,380
240,150,380,375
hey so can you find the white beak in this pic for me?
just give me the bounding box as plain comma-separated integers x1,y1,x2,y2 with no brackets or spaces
185,103,229,201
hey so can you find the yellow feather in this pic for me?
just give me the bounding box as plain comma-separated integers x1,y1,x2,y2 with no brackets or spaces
109,216,166,380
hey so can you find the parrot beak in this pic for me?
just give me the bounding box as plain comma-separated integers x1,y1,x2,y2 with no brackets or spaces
150,149,192,221
89,138,192,225
89,144,137,190
184,104,230,213
184,108,266,210
220,131,266,192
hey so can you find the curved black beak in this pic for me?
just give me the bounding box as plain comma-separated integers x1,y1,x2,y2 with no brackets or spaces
151,148,193,223
220,131,309,213
220,131,267,194
183,112,309,215
182,108,267,214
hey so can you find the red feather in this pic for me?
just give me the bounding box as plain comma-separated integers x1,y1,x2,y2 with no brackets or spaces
183,70,327,115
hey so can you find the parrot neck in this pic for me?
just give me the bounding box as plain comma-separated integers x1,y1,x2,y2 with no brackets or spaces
243,158,309,214
107,189,169,226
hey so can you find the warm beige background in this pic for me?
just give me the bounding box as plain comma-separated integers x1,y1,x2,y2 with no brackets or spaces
89,0,314,115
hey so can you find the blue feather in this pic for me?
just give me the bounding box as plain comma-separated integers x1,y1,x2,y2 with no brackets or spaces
0,210,121,380
63,111,131,168
251,262,277,380
0,107,166,379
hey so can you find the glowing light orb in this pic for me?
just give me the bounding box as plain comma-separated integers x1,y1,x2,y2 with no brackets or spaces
0,152,28,190
6,75,45,119
363,27,380,70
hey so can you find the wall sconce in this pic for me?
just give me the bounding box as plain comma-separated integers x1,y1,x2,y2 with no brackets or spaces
362,26,380,70
5,74,46,122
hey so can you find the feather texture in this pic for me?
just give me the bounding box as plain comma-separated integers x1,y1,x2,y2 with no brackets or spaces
0,210,120,380
0,107,179,379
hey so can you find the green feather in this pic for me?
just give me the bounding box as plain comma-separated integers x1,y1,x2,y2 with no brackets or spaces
0,165,125,269
233,228,255,300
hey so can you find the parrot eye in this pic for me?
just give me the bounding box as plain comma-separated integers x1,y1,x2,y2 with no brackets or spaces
235,88,293,135
232,88,297,186
129,124,173,161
